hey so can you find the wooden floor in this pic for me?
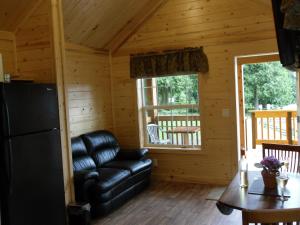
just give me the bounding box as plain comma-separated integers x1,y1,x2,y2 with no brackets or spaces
93,181,241,225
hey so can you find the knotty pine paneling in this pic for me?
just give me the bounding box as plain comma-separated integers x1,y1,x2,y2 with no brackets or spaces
65,44,113,137
63,0,149,49
15,1,55,83
111,0,278,184
0,0,37,32
0,31,16,75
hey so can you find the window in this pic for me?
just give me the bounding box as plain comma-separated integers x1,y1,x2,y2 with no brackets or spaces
137,74,201,149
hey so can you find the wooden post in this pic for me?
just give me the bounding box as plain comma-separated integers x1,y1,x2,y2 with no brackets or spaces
286,111,293,144
238,64,246,151
145,79,157,123
50,0,75,203
297,72,300,144
182,133,189,146
151,78,158,123
0,54,3,81
252,112,257,149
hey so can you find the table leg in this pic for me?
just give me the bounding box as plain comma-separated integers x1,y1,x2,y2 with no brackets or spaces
183,133,189,145
216,202,233,215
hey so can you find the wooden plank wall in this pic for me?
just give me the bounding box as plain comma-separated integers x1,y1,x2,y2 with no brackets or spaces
15,1,55,83
65,43,113,137
111,0,278,184
0,31,16,75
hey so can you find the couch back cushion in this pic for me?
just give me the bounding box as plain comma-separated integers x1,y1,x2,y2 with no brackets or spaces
82,130,120,167
71,136,96,172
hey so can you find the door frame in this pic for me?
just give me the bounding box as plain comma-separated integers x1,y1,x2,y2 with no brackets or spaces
236,54,280,154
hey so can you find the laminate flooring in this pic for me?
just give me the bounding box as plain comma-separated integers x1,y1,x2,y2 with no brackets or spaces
93,181,241,225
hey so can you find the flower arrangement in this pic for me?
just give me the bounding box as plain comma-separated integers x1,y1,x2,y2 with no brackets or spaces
255,156,284,189
260,156,283,172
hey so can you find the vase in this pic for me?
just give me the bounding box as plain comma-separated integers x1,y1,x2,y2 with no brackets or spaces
261,170,278,189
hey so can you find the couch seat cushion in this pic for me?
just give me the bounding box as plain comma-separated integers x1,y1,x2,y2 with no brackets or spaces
93,167,152,203
103,159,152,175
95,168,130,192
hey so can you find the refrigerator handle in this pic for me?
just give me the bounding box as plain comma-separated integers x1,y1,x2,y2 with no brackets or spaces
4,140,13,195
3,101,11,136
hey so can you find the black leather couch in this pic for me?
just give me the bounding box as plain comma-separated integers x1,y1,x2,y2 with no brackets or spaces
71,130,152,216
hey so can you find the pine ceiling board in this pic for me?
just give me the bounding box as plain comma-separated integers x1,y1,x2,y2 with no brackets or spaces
235,0,271,12
117,0,275,54
0,0,37,31
251,0,272,8
64,0,109,42
106,0,168,53
82,0,148,48
129,0,271,37
63,0,149,49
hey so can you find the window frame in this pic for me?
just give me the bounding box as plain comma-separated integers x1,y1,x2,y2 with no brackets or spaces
137,75,202,150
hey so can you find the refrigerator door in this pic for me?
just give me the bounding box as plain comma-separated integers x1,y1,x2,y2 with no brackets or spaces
0,83,60,137
1,129,66,225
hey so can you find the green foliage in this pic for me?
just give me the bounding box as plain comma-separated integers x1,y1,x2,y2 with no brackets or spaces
156,74,199,105
154,74,199,115
243,61,296,112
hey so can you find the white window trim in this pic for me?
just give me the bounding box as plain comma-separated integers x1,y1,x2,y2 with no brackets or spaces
136,75,202,150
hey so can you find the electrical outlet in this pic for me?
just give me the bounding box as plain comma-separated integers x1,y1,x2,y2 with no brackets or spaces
152,158,158,167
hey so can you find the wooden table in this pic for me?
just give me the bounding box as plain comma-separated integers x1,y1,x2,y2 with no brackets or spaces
166,126,200,145
218,171,300,210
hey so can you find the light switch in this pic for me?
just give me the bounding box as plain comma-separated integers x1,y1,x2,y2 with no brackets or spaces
222,108,230,117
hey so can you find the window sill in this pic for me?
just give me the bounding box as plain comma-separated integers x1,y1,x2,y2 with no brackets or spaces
146,146,206,155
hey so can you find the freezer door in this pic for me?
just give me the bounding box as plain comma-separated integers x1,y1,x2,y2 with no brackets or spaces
0,83,60,137
1,129,66,225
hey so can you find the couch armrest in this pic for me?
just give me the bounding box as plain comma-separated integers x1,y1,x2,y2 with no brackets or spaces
74,170,99,184
73,170,99,202
116,148,149,160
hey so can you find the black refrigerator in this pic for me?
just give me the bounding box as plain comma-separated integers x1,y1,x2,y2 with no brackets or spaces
0,83,66,225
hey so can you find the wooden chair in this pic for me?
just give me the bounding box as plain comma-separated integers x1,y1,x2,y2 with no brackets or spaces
242,209,300,225
262,143,300,173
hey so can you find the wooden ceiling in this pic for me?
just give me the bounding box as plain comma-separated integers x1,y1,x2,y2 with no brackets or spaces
0,0,272,51
117,0,274,54
63,0,156,50
0,0,37,31
62,0,272,51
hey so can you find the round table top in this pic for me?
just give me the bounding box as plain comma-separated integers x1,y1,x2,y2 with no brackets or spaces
218,171,300,210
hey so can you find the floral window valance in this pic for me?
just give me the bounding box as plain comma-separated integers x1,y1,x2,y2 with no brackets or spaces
130,47,209,79
281,0,300,30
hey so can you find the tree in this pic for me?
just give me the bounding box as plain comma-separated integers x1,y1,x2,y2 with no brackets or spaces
156,75,198,105
243,61,296,112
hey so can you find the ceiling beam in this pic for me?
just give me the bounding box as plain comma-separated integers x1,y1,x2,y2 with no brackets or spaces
105,0,168,54
65,42,109,55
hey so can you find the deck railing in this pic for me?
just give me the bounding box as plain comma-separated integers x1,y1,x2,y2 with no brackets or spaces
251,110,298,148
156,115,201,146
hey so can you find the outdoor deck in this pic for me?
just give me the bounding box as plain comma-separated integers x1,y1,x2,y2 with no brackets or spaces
150,109,298,153
246,109,298,169
248,110,298,149
156,115,201,147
